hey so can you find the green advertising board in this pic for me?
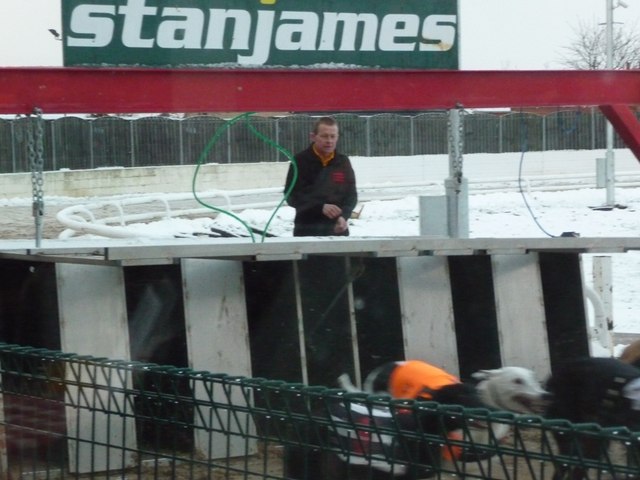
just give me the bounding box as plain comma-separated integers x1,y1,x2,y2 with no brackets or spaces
62,0,458,69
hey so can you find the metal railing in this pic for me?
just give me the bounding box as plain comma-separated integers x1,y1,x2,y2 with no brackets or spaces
53,171,640,240
0,110,631,174
0,343,638,479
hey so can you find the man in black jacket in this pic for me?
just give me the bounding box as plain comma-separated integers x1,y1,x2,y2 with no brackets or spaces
284,117,358,237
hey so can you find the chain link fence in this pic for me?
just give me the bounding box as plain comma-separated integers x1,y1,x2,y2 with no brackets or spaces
0,110,630,174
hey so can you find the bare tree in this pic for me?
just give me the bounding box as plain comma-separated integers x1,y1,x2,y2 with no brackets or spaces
560,20,640,69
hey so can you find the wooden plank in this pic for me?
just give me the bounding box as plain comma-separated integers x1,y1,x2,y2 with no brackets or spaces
397,257,459,376
491,254,551,379
181,259,255,460
55,264,136,474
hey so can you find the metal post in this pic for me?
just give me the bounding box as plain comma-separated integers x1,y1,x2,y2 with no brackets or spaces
410,115,415,156
603,0,627,206
606,0,613,67
445,107,469,238
178,120,184,165
366,116,371,157
292,261,309,386
592,256,614,355
418,108,468,238
605,0,615,206
89,121,94,169
130,120,135,167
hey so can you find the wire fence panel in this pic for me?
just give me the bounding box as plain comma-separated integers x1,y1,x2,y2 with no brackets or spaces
91,116,134,168
51,116,92,170
132,117,183,167
0,119,15,173
0,343,638,480
275,115,316,162
501,112,545,153
369,114,414,157
545,110,590,151
0,110,635,173
465,113,502,154
334,113,370,157
181,115,229,166
412,112,449,155
229,115,279,164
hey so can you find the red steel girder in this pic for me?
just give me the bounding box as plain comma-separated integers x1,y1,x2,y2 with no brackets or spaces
1,67,640,114
599,105,640,161
1,67,640,162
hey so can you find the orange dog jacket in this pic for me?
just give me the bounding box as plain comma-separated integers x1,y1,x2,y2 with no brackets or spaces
388,360,460,399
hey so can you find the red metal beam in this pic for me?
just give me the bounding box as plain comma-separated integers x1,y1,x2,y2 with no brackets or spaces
1,67,640,114
599,105,640,161
2,67,640,162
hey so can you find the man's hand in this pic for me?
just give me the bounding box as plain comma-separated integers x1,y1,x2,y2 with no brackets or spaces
322,203,342,219
334,216,348,234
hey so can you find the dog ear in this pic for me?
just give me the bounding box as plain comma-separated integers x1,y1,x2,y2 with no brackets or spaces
472,369,497,380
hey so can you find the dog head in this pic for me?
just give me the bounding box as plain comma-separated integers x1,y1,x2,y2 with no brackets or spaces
472,367,548,414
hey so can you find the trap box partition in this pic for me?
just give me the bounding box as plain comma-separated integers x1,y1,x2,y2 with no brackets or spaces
1,235,637,388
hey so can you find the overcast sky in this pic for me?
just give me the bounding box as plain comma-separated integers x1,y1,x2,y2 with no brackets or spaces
1,0,639,69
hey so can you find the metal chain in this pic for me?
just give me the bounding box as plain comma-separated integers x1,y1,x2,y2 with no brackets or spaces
27,108,45,246
454,106,465,184
447,105,465,187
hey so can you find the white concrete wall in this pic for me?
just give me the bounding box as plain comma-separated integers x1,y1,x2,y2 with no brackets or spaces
352,149,640,186
0,162,290,199
0,149,637,200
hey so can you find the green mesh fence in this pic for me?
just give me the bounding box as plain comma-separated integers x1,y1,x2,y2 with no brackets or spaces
0,343,638,479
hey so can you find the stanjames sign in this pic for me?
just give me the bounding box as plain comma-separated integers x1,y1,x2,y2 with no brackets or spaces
62,0,458,69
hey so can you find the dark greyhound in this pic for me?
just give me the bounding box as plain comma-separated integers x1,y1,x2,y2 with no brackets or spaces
543,357,640,480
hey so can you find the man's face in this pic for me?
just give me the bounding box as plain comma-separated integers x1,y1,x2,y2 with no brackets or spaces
311,124,339,156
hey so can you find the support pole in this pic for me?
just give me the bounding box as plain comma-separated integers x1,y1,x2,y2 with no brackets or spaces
603,0,628,205
592,255,614,354
605,0,616,206
446,107,469,238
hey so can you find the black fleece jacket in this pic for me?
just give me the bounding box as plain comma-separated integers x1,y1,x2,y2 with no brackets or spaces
284,145,357,237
